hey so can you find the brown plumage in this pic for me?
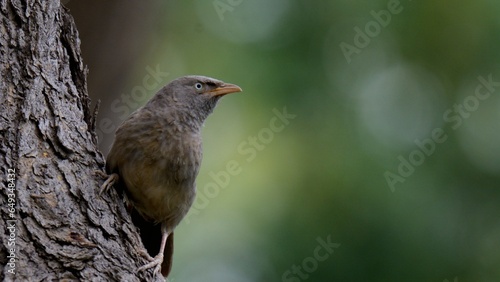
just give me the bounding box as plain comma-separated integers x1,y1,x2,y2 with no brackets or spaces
102,75,242,277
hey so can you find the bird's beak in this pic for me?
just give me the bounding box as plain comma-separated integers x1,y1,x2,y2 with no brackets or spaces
208,83,242,97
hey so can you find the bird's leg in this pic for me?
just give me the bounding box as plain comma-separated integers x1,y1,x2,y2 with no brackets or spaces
98,173,119,195
138,225,169,274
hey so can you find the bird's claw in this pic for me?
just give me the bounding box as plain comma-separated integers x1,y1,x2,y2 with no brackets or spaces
98,173,119,196
94,170,108,179
137,249,153,260
138,253,164,274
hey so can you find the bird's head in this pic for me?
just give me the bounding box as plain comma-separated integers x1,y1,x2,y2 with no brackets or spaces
147,75,242,123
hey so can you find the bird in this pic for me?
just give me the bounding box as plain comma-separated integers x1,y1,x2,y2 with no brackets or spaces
100,75,242,277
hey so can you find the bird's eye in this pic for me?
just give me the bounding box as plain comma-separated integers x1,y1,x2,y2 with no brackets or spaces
195,83,203,90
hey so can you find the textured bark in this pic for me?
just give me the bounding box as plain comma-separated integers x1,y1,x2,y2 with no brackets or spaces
0,1,161,281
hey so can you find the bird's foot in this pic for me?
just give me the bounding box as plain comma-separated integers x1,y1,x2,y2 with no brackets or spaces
96,172,119,196
138,253,164,274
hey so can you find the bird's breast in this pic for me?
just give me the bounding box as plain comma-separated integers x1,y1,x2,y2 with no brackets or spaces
130,131,202,226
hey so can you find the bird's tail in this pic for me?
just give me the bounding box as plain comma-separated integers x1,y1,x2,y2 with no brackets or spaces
161,232,174,277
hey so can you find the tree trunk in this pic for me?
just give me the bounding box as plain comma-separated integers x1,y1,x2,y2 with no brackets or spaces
0,1,161,281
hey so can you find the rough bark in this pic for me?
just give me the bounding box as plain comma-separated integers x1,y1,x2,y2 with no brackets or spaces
0,1,161,281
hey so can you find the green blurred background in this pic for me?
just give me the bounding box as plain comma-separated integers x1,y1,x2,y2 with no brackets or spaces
68,1,500,281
